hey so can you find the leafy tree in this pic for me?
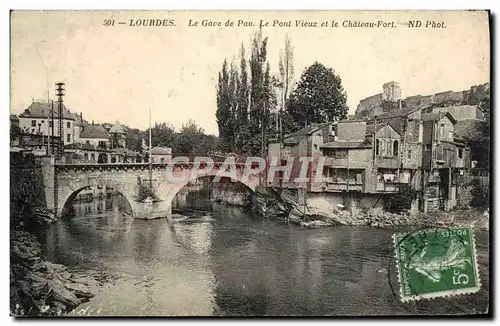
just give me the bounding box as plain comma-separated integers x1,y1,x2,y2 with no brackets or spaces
287,62,348,127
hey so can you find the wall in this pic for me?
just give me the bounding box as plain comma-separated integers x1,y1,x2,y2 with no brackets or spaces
11,156,52,212
18,117,75,145
79,137,109,147
337,121,366,141
151,153,171,164
436,115,454,142
435,105,481,121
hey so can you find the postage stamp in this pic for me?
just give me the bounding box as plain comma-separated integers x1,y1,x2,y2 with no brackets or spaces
393,227,480,302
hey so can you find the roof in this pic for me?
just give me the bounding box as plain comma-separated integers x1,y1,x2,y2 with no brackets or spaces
421,112,457,124
321,140,373,149
109,121,126,134
366,122,400,136
18,102,75,120
80,124,109,139
283,123,331,145
151,147,172,155
373,106,421,120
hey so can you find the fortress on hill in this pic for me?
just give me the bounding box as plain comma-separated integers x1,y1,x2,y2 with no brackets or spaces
354,81,490,120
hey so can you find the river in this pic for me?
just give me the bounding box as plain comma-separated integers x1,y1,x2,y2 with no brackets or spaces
38,190,489,316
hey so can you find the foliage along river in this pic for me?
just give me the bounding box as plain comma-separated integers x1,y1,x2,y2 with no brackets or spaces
37,188,489,316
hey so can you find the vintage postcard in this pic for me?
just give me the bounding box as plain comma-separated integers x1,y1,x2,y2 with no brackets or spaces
10,10,490,317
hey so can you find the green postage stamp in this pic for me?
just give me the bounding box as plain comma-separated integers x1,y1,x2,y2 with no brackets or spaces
393,227,481,302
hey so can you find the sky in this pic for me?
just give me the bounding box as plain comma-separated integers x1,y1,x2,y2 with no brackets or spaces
11,10,490,135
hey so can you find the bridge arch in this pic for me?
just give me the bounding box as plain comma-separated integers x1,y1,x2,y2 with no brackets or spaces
57,178,137,218
161,168,260,208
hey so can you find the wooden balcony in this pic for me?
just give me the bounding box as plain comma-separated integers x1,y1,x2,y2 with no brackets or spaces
325,178,364,192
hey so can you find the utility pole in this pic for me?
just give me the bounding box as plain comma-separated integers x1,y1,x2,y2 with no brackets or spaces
51,100,54,155
55,82,65,158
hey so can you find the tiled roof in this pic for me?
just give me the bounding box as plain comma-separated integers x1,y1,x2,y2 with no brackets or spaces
321,140,372,149
80,124,109,139
109,121,126,134
151,147,171,155
18,102,75,120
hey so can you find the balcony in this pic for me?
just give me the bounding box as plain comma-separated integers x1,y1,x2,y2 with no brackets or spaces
324,178,364,192
376,182,400,192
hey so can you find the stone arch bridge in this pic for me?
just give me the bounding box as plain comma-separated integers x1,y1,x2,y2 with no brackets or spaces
42,159,262,219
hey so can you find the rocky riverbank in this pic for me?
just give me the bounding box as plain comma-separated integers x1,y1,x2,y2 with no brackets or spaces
10,202,99,316
10,230,96,316
252,186,489,230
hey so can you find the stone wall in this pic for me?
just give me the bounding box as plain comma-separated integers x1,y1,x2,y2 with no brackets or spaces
10,159,48,210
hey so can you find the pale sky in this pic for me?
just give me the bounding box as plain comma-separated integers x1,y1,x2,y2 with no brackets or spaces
11,10,489,135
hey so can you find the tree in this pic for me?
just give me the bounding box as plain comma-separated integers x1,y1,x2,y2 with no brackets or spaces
216,59,233,152
245,30,273,155
287,62,348,127
277,35,295,140
235,43,250,151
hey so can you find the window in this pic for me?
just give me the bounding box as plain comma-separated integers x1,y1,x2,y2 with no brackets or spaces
458,148,463,159
448,130,453,140
49,121,53,128
376,139,380,156
314,144,318,150
98,141,107,148
325,150,335,157
393,141,399,156
86,140,90,145
67,121,71,128
160,157,165,164
90,154,95,161
439,124,445,138
41,120,44,123
425,144,431,150
67,134,71,142
31,120,36,127
335,149,348,159
407,150,411,159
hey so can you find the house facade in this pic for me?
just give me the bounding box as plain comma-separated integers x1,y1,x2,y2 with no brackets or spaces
266,106,470,213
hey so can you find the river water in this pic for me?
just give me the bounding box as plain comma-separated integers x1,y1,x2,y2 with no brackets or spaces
38,191,489,316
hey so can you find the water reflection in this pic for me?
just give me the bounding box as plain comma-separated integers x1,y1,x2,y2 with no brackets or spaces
38,190,489,316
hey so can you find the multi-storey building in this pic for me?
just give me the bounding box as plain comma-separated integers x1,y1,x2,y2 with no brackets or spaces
421,112,470,212
17,101,81,145
267,105,470,213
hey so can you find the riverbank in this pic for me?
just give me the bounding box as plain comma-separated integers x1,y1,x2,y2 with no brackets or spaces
10,204,97,316
252,186,489,231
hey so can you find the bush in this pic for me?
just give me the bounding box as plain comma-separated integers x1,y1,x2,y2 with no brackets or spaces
469,178,489,208
136,176,159,202
384,184,417,213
